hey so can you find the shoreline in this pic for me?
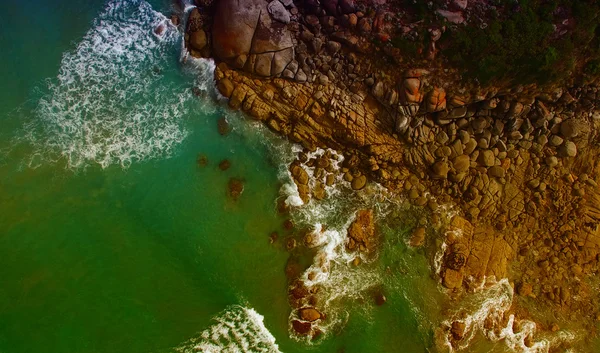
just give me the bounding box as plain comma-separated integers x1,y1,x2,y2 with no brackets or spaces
176,0,600,350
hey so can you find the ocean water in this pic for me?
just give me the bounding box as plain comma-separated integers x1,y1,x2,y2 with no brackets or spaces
2,0,595,352
0,0,435,352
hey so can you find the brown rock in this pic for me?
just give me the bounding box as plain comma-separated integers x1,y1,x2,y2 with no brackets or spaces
346,209,376,252
451,321,466,341
409,227,426,247
291,165,309,185
488,166,505,178
217,78,234,97
351,175,367,190
228,178,244,200
432,160,449,179
478,150,495,167
453,154,471,173
446,252,466,270
299,307,322,322
292,320,312,335
197,153,208,167
218,159,231,171
217,116,231,135
517,282,533,297
374,292,387,306
212,0,293,74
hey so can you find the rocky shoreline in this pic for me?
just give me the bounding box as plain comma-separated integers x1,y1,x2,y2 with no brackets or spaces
176,0,600,350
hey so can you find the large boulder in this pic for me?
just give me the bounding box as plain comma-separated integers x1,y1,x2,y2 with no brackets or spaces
212,0,294,76
186,8,209,56
299,307,322,322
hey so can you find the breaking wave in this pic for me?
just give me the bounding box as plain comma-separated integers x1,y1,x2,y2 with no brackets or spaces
25,0,196,169
172,305,281,353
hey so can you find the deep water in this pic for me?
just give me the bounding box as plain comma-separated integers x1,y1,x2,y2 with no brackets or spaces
0,0,438,352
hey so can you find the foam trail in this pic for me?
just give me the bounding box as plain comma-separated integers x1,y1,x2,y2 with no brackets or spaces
27,0,195,169
172,305,281,353
439,279,555,353
276,148,402,341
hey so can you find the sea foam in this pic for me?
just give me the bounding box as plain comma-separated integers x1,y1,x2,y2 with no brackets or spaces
275,148,402,341
27,0,197,169
437,278,570,353
172,305,281,353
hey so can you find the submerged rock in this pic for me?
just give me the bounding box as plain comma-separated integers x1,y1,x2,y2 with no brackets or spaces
228,178,244,200
409,227,426,247
217,116,231,135
197,153,208,167
218,159,231,171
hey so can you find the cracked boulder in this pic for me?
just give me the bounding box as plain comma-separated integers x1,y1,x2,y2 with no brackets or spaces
212,0,294,77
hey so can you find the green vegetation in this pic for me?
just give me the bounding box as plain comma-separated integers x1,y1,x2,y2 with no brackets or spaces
438,0,600,85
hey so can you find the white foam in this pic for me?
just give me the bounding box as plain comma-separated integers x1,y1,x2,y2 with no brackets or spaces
438,279,564,353
173,305,281,353
273,148,404,341
27,0,203,169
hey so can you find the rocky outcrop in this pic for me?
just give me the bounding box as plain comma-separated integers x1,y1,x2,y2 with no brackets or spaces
184,0,600,344
440,216,515,291
346,209,376,253
211,0,295,77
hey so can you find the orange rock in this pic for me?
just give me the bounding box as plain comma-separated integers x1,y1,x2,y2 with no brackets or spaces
299,307,322,322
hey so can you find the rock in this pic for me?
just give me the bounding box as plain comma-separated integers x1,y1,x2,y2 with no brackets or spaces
267,0,290,23
339,0,356,13
560,119,585,139
453,154,470,173
189,29,207,51
545,156,558,167
299,307,321,322
351,175,367,190
217,116,231,135
212,0,293,75
228,178,244,200
488,166,505,178
219,159,231,170
560,141,577,157
170,14,180,26
427,87,446,112
432,160,449,179
312,182,326,200
451,321,466,341
292,320,312,335
291,165,309,185
478,150,495,167
217,78,234,98
374,292,387,306
409,227,426,247
326,41,342,54
446,252,466,270
517,282,533,296
464,139,478,155
549,135,563,147
197,154,208,167
436,9,464,24
346,209,376,252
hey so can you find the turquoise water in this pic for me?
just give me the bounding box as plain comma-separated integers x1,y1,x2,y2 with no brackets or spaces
0,1,439,352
